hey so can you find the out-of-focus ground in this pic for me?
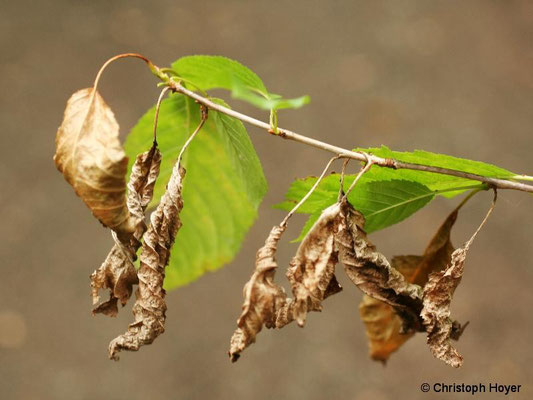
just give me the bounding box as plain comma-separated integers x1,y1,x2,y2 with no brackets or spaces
1,1,533,399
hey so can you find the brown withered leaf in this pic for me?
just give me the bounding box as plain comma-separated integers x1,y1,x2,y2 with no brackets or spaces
90,245,135,317
421,248,469,368
90,145,161,316
228,213,343,362
275,275,342,330
54,88,135,234
359,209,458,362
286,203,343,327
421,191,496,368
336,199,424,333
229,224,289,362
108,163,186,360
359,256,422,362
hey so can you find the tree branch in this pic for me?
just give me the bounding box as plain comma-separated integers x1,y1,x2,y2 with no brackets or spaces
151,67,533,194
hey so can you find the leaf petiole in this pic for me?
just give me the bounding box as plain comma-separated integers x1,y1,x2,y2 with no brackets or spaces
269,110,279,134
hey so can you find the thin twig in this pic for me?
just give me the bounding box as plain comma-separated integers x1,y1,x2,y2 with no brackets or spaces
146,64,533,194
280,155,342,227
463,189,497,249
339,158,351,196
152,87,172,145
94,53,151,89
177,104,208,165
343,155,373,200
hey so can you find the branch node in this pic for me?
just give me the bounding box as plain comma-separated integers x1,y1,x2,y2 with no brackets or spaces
268,129,287,138
201,104,208,121
383,158,397,169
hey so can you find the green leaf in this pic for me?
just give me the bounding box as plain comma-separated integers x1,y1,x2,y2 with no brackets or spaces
172,55,267,93
125,94,267,290
171,55,309,110
277,145,509,240
360,145,514,177
356,180,435,233
231,84,310,111
356,145,515,197
275,175,436,240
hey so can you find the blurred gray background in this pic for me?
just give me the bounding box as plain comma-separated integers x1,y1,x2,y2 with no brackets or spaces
1,1,533,399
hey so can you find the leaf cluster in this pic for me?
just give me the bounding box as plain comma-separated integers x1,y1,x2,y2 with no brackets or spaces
53,53,525,366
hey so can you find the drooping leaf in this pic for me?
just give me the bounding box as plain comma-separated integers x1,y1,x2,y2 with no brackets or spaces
90,144,161,316
356,145,514,196
124,95,267,289
171,55,309,110
359,276,414,363
335,199,424,333
109,160,187,360
286,204,343,327
276,176,436,240
229,224,289,362
421,191,497,368
54,88,135,234
359,208,458,362
91,246,138,317
421,248,468,368
230,203,344,361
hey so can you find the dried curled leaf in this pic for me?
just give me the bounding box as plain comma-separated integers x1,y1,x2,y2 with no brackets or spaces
90,245,137,317
359,256,422,362
286,203,343,327
336,199,424,333
229,225,289,362
421,191,496,368
228,212,343,362
421,247,469,368
359,209,457,362
54,88,135,234
90,145,161,316
108,163,185,360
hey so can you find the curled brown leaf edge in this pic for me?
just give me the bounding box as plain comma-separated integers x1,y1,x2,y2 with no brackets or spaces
229,156,348,362
55,69,209,358
421,189,497,368
108,105,208,360
90,144,162,316
359,203,459,363
229,163,497,368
